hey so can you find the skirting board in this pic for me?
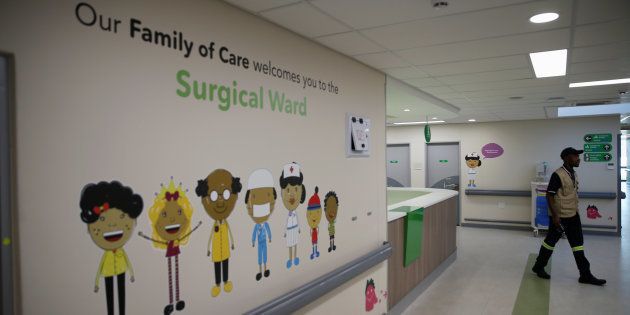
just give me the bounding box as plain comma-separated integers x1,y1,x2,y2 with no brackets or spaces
388,251,457,315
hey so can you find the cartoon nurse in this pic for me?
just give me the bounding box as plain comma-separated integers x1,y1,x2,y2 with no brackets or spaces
465,153,482,188
138,179,202,314
245,169,276,281
280,162,306,269
79,181,143,315
195,169,242,297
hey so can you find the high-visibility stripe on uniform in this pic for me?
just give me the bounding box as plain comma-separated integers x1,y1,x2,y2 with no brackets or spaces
572,245,584,252
542,241,554,251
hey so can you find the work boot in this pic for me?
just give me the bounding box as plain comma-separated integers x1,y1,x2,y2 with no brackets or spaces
578,274,606,286
532,265,550,279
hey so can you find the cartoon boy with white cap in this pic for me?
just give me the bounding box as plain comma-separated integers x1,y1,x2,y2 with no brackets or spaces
280,162,306,269
245,169,276,281
465,152,482,188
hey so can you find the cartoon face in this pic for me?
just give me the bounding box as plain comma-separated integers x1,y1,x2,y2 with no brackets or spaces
466,159,480,168
201,169,239,221
247,187,276,224
154,200,190,241
281,184,303,211
325,196,338,222
307,208,322,229
88,208,136,250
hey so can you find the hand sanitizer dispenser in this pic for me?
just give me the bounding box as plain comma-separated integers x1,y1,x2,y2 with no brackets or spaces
535,162,548,182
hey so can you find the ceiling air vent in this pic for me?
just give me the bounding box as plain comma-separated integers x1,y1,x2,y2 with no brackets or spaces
547,96,565,101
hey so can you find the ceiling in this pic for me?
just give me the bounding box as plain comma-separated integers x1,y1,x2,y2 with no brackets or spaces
223,0,630,124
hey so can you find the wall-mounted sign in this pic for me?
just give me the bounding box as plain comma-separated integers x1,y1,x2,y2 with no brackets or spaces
438,160,448,163
481,143,504,159
584,153,613,162
389,160,399,164
424,124,431,143
584,143,612,153
584,133,612,143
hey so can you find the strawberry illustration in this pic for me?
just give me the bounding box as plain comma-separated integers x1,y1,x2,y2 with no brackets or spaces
365,279,377,312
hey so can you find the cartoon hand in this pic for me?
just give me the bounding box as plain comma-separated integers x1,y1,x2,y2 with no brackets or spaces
298,229,301,234
130,275,135,283
252,242,255,247
94,285,99,293
207,250,211,257
284,233,286,238
138,231,144,237
269,238,272,243
231,244,235,250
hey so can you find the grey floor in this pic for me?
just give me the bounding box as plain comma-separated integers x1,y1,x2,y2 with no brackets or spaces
401,184,630,315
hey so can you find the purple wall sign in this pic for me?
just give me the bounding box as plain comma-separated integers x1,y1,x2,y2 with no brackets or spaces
481,143,504,159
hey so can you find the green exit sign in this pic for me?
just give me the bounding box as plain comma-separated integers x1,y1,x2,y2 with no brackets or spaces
439,160,448,163
584,133,612,143
389,160,399,164
584,143,612,153
584,153,613,162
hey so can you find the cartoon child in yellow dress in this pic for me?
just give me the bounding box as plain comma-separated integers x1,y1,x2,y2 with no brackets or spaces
137,179,202,315
195,169,242,297
80,181,143,315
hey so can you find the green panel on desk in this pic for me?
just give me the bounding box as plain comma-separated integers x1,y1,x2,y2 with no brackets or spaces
387,190,430,206
404,207,424,267
390,206,415,213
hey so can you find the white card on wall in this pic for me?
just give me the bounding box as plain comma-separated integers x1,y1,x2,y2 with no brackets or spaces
346,113,370,157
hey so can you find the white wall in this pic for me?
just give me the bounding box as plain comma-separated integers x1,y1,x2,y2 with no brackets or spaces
388,116,620,231
0,0,387,314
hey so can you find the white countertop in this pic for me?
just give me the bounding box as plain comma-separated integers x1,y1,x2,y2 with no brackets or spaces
387,187,459,222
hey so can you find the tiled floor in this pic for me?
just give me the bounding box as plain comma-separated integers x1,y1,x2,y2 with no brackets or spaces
401,184,629,315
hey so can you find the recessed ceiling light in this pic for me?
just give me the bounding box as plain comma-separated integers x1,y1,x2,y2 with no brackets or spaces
431,117,438,120
569,78,630,88
468,119,476,122
529,12,559,24
529,49,567,78
403,108,411,112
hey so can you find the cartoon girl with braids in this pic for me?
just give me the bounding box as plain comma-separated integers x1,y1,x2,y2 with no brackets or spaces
138,178,202,315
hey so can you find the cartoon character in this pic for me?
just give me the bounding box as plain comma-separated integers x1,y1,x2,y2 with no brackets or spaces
79,181,143,315
465,153,482,188
138,179,202,314
586,205,602,219
324,191,339,252
195,169,242,298
245,169,276,281
365,278,377,312
280,162,306,269
306,187,323,260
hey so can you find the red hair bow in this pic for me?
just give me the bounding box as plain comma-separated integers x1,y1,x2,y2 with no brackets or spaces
93,202,110,215
165,191,179,201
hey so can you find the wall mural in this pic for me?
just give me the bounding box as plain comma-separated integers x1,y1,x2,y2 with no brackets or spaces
79,181,144,315
324,191,339,252
465,153,482,188
280,162,306,269
195,169,242,298
307,187,323,260
245,169,276,281
138,178,202,314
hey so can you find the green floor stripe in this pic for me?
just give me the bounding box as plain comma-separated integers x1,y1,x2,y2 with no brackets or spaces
512,253,551,315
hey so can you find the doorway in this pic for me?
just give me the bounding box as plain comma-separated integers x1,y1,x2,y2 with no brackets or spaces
426,142,461,224
387,144,411,187
0,53,15,315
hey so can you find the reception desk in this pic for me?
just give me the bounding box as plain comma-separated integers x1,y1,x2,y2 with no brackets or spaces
387,188,458,310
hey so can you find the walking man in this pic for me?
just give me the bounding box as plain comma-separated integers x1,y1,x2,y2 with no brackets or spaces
532,147,606,285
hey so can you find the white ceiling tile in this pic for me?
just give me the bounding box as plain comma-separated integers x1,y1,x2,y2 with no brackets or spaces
354,52,410,68
418,55,529,76
361,0,572,50
383,67,429,80
397,28,571,65
568,71,630,83
570,59,630,74
573,19,630,47
437,68,534,85
223,0,302,13
450,77,567,92
316,31,385,55
403,77,445,88
575,0,630,25
460,84,569,98
310,0,532,30
259,2,351,38
571,41,630,63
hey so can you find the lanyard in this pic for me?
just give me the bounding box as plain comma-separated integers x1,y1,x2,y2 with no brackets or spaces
561,166,576,188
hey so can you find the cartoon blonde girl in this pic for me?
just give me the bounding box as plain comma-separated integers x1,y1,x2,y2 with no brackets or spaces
138,179,201,315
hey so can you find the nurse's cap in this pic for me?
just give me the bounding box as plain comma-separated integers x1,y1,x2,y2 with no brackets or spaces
283,162,301,179
247,169,274,190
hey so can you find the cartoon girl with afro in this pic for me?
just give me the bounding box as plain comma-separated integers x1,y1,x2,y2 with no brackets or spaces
79,181,143,315
137,178,202,315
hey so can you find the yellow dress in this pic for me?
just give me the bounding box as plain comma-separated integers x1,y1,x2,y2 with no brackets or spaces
100,249,128,277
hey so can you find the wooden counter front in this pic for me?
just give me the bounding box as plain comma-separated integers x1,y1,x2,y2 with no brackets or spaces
387,197,457,309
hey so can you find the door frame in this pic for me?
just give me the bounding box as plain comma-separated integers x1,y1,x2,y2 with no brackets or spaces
387,143,412,187
0,51,18,315
425,141,461,224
